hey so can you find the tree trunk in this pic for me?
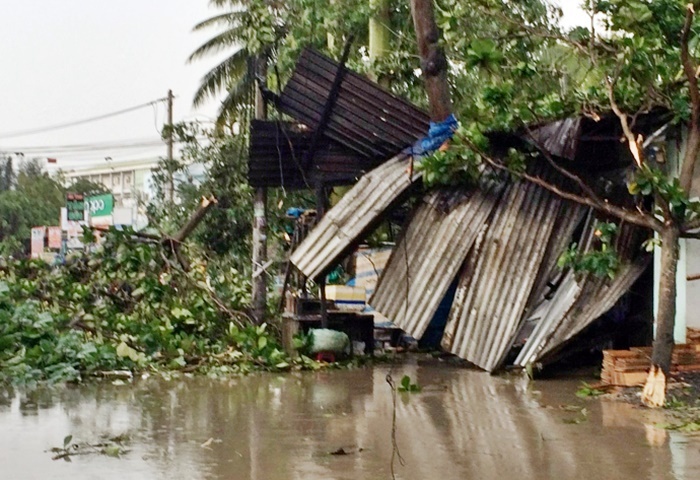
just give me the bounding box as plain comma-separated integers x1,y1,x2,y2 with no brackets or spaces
369,0,390,84
642,225,680,407
410,0,452,122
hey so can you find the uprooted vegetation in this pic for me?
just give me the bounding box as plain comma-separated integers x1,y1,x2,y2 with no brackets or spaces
0,228,327,387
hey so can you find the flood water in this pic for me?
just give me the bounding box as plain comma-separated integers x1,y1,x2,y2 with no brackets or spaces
1,359,699,480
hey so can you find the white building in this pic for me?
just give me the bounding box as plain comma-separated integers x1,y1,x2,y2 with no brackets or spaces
62,157,160,208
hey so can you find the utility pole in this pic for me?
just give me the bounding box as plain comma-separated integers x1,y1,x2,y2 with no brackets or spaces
252,58,268,324
167,89,175,204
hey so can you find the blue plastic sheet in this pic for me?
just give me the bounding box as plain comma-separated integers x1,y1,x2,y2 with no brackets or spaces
285,207,306,218
406,113,459,157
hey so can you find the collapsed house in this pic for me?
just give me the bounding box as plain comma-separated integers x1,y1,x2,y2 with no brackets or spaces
250,48,672,371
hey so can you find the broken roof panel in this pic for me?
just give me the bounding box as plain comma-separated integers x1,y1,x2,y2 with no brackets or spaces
525,111,672,168
527,117,583,161
278,48,430,160
248,120,373,188
514,220,650,367
369,187,502,340
440,175,568,372
290,154,420,280
522,202,589,314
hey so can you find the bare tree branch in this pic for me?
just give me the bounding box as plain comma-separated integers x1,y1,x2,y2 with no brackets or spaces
463,134,660,230
683,214,700,230
605,77,645,168
682,229,700,239
681,5,699,118
524,127,618,198
679,4,700,193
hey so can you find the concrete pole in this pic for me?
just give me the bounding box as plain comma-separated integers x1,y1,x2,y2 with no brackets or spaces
252,58,268,324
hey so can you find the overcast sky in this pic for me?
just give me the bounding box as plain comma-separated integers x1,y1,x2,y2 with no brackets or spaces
0,1,587,172
0,0,222,171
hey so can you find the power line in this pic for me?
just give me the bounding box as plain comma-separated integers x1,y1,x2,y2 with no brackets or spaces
0,97,169,140
1,138,166,154
1,135,208,155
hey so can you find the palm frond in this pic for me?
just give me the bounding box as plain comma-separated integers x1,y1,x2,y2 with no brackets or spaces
192,11,246,32
192,48,250,107
188,26,246,62
216,74,255,126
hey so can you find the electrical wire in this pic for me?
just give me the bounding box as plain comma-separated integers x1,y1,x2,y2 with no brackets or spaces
0,97,169,140
1,136,208,155
47,149,163,163
1,138,165,154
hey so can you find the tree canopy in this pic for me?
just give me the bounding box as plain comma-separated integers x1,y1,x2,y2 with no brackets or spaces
0,159,65,256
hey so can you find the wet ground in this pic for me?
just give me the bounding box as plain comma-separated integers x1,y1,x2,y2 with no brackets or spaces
1,358,699,480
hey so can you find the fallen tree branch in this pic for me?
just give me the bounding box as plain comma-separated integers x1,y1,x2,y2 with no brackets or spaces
172,196,218,244
170,261,254,328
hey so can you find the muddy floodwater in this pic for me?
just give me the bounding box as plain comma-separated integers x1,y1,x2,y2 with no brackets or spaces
1,360,700,480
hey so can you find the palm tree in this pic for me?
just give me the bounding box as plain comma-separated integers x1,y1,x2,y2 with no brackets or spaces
189,1,287,127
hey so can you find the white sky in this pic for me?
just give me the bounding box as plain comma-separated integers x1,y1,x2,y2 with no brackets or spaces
554,0,590,29
0,1,588,172
0,0,221,171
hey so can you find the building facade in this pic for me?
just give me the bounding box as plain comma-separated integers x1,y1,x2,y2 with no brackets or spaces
62,157,159,208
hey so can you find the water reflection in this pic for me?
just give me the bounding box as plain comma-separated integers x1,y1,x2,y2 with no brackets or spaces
0,362,699,479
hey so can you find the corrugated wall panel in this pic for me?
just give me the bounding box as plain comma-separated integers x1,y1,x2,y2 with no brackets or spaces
441,178,565,372
290,154,419,280
523,202,588,314
248,120,374,188
536,237,650,361
514,221,651,366
369,187,501,339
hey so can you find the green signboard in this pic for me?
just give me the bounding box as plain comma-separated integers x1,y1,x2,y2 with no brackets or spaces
85,193,113,218
66,192,85,221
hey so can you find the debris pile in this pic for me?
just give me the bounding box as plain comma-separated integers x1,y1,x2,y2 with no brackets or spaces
602,329,700,387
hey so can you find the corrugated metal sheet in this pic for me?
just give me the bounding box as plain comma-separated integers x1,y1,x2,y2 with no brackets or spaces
369,187,502,340
248,120,373,188
278,48,430,160
527,118,582,161
290,154,419,280
440,175,567,372
514,220,650,367
522,202,588,315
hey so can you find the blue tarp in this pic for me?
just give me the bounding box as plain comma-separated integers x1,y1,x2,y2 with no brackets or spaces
406,114,459,157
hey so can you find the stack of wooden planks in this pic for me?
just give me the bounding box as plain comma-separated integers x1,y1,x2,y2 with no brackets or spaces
602,330,700,386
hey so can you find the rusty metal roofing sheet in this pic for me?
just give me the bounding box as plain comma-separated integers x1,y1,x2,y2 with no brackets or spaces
527,118,583,161
278,48,430,160
440,176,567,372
290,154,419,280
369,187,502,339
248,120,373,188
514,220,650,367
